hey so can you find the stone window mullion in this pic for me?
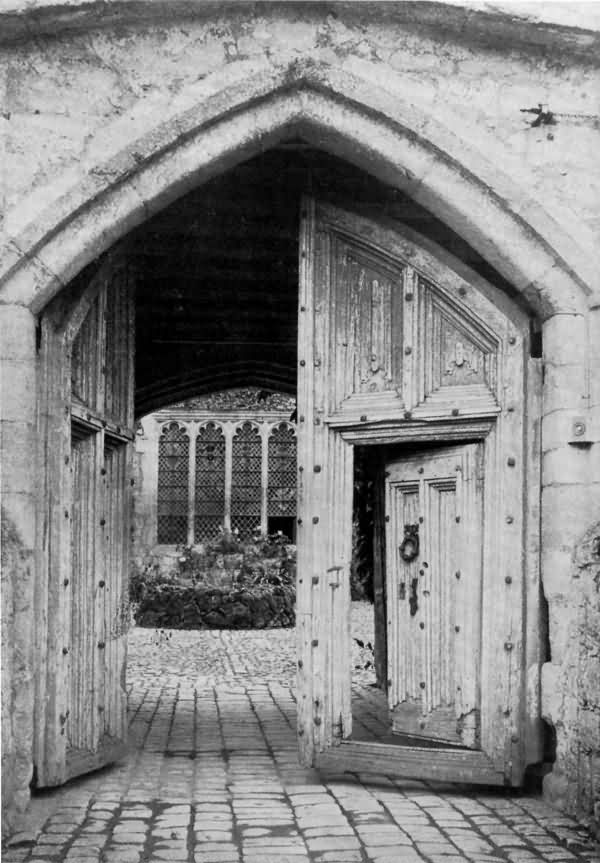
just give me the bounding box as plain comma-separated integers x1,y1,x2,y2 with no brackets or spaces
157,421,189,544
230,421,262,540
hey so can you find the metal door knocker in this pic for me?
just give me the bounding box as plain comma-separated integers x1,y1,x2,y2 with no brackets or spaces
400,524,419,562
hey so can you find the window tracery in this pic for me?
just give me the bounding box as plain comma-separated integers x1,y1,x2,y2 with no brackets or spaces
157,422,189,543
268,422,297,518
154,415,297,544
194,422,226,542
231,421,262,540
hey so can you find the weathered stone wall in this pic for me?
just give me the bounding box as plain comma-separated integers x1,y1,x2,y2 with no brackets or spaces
542,521,600,826
1,0,599,833
131,544,296,630
539,314,600,826
0,307,37,837
132,421,159,569
1,3,599,251
135,581,296,630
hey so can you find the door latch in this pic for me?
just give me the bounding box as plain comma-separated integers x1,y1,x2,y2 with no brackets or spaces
327,564,343,588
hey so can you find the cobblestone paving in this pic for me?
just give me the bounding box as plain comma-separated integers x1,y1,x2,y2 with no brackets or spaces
4,604,599,863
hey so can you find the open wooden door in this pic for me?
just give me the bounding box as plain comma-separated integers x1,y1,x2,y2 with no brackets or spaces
386,444,485,748
296,198,542,786
34,259,134,785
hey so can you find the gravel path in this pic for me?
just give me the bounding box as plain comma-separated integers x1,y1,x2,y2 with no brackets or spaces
128,600,377,689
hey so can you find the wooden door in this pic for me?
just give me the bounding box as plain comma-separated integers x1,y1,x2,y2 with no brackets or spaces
385,444,483,748
297,197,541,786
34,259,134,786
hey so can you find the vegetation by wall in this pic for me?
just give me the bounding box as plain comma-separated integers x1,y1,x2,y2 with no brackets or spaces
131,533,296,630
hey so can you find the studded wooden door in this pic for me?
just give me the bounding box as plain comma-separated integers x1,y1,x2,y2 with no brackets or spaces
34,261,134,786
297,197,542,786
385,444,483,748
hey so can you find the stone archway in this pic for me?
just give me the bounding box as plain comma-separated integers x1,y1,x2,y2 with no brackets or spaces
1,59,596,315
1,57,596,829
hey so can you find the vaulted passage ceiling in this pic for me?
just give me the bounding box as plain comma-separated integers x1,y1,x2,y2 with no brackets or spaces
115,146,528,417
132,148,303,415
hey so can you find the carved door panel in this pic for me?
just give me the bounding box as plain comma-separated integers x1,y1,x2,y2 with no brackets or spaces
386,444,483,748
35,264,134,786
297,197,539,787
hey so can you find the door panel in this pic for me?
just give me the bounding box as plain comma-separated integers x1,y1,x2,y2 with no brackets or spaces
298,197,535,787
102,437,129,746
69,428,99,760
386,444,482,748
35,265,134,786
66,426,129,779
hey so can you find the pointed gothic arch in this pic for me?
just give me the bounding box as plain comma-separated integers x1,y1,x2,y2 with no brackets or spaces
0,59,595,320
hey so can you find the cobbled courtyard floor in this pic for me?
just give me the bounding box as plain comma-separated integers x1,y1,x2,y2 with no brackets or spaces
4,603,599,863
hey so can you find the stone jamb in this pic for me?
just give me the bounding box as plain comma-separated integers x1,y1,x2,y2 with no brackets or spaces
0,305,38,833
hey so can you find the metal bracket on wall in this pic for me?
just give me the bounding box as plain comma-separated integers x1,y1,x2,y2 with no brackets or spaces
568,414,593,446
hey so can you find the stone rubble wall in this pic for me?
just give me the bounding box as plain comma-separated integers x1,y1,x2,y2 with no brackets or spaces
0,307,38,838
132,551,296,630
542,521,600,828
134,581,295,631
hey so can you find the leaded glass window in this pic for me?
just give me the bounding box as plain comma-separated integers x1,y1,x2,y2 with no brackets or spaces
194,422,226,541
157,422,189,543
268,422,297,518
231,421,262,540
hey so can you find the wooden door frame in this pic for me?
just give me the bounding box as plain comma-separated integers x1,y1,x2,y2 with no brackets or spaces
318,419,507,785
312,406,541,785
297,198,542,787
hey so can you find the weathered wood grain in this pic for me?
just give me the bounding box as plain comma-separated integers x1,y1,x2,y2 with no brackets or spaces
316,740,505,785
298,197,532,787
372,454,387,691
35,260,134,787
524,359,544,771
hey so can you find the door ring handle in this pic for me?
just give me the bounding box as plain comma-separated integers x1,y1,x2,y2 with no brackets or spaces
400,524,419,562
